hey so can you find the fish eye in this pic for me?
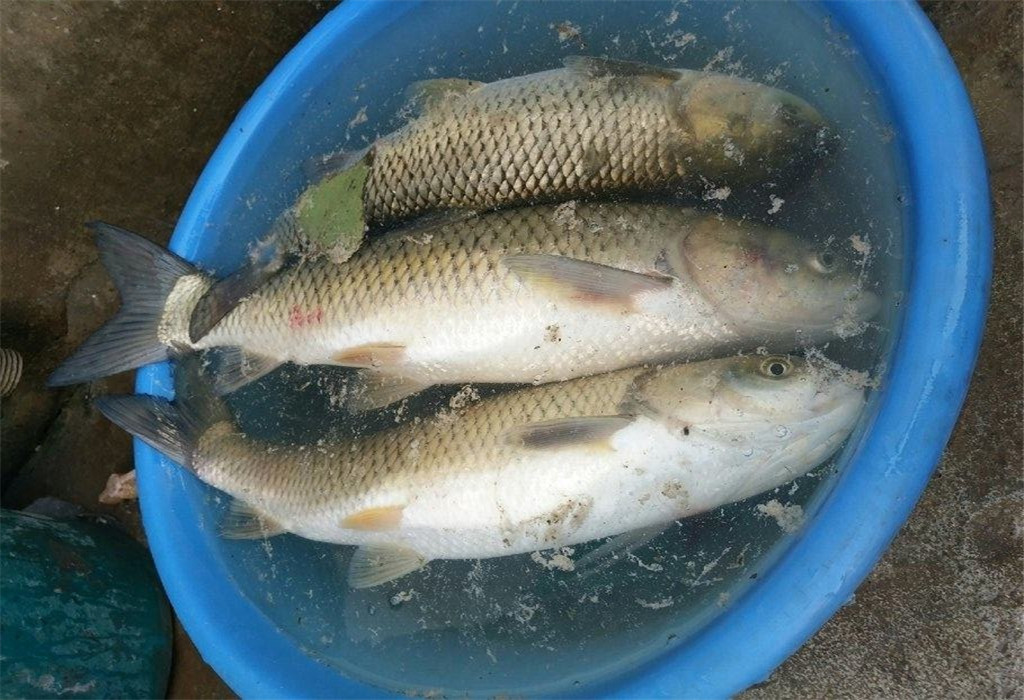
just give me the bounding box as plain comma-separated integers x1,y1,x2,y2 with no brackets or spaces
810,250,837,274
760,356,792,378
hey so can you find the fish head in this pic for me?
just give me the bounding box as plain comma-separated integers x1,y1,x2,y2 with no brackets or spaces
671,73,835,173
630,355,865,499
675,217,880,340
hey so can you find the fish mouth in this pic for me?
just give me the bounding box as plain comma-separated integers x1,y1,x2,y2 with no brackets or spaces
767,91,838,166
759,395,864,479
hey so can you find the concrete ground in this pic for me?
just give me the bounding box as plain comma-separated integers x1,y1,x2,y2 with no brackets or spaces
1,2,1019,698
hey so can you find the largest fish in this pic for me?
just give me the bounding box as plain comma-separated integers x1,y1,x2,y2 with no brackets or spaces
312,56,832,237
48,203,878,410
97,354,864,588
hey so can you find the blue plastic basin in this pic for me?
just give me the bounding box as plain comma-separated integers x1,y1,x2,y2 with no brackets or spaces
135,1,991,696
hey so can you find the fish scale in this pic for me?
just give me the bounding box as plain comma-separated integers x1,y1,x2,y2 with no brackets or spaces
197,368,639,515
364,69,688,224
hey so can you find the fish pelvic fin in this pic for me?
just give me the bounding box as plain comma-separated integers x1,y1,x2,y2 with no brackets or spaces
48,222,210,387
332,343,407,369
341,505,405,531
345,371,431,413
94,355,232,469
348,543,427,589
574,523,672,580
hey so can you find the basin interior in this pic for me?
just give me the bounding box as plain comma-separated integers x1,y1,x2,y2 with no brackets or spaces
155,1,906,695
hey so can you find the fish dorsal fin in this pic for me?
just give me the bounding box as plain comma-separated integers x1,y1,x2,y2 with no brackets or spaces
208,348,282,396
503,254,674,311
345,371,431,413
304,146,372,183
563,56,680,84
348,543,428,589
220,499,286,540
504,415,635,451
404,78,485,116
189,247,285,343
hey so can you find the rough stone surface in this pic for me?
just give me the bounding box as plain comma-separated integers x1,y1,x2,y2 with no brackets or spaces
0,2,1019,698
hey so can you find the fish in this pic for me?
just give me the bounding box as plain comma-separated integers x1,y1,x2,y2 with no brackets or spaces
309,56,833,240
96,353,865,588
47,203,879,410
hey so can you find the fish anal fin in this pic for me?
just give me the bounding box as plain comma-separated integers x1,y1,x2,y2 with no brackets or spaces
503,254,673,312
348,544,427,589
504,415,635,451
220,499,286,540
563,56,680,85
342,505,405,531
210,348,282,395
345,371,431,412
404,78,485,115
332,343,407,369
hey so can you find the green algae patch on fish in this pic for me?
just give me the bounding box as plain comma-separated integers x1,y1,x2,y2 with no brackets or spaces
295,162,369,263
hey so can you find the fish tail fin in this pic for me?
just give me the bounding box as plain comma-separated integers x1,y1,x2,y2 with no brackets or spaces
94,355,232,468
94,394,196,467
48,222,209,387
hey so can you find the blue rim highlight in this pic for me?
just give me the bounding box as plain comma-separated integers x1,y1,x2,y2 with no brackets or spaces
135,1,992,697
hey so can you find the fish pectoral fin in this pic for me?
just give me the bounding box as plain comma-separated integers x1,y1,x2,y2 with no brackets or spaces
503,254,673,311
563,56,680,85
504,415,635,451
219,499,286,540
574,523,672,578
342,505,405,531
404,78,485,115
348,544,428,589
346,371,430,412
209,347,283,395
189,248,286,343
332,343,407,369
